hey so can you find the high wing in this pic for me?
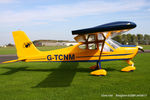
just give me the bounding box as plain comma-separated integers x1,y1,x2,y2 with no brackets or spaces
72,21,136,42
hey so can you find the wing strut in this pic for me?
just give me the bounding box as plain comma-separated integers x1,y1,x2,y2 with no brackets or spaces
98,33,106,69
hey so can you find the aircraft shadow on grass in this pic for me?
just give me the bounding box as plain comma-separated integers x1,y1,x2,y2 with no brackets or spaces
35,62,80,88
0,62,117,88
0,62,86,88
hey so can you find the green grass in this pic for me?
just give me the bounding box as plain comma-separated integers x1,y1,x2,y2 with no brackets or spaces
0,53,150,100
0,47,17,55
0,46,67,55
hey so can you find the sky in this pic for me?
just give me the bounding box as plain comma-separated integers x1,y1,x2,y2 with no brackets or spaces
0,0,150,45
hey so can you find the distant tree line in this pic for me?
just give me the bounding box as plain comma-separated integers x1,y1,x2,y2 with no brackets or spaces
113,34,150,45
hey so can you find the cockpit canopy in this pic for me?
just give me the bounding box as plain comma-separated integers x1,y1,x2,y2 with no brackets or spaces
75,32,122,51
74,30,127,43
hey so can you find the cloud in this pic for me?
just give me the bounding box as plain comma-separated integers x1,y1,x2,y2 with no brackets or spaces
0,0,17,4
148,8,150,11
0,0,147,25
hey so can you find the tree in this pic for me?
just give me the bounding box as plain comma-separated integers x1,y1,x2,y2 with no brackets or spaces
6,43,14,47
121,34,128,44
137,34,144,45
113,35,122,43
127,34,132,44
132,34,138,45
144,34,150,45
148,35,150,45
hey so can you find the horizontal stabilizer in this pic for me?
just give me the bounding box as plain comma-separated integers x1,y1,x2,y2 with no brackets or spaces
2,59,24,63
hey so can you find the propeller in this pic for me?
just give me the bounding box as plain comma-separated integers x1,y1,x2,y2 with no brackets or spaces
137,46,144,52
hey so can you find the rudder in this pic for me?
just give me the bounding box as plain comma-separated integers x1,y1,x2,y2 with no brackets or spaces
13,31,40,58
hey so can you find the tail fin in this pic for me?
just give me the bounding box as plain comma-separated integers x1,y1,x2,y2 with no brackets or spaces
13,31,40,58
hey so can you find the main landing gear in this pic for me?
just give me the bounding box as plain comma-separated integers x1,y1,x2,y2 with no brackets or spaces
90,60,136,76
90,62,107,76
121,60,136,72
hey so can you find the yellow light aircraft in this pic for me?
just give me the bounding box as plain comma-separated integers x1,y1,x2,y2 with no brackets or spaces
3,21,143,76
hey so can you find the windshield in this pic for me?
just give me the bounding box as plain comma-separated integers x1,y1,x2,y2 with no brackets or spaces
111,39,122,46
106,39,121,49
99,43,113,52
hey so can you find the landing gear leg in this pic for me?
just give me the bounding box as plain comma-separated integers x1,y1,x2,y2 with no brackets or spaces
121,60,136,72
89,62,99,70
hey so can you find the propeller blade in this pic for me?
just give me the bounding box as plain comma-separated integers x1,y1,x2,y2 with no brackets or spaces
137,46,144,52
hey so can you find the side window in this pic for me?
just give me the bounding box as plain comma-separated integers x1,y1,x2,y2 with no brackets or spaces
88,43,97,50
74,35,86,42
87,35,95,42
99,43,102,50
79,44,86,49
99,43,113,52
98,33,104,40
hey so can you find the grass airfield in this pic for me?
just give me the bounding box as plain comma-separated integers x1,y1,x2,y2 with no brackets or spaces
0,46,150,100
0,46,67,55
